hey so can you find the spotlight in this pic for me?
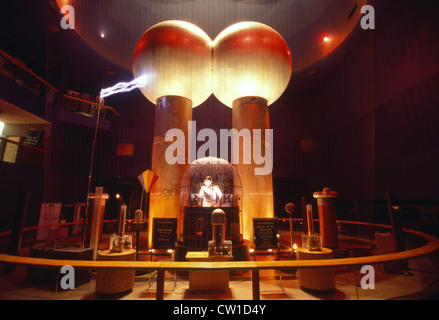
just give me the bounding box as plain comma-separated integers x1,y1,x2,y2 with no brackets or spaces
323,36,330,43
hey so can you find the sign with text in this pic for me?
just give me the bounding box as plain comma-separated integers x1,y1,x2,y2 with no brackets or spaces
36,203,62,241
152,218,177,249
253,218,279,250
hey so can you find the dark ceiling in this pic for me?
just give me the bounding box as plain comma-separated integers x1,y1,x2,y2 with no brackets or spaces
54,0,369,73
1,0,396,98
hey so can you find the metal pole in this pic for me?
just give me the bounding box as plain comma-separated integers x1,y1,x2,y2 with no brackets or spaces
289,214,294,251
385,191,405,252
252,269,260,300
301,196,307,234
353,266,359,300
136,223,140,260
81,97,103,247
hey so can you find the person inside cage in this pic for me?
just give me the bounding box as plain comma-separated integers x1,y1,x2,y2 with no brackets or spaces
198,176,222,207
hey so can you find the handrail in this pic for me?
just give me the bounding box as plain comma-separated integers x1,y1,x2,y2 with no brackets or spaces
0,48,59,93
0,218,381,238
0,49,119,117
0,219,142,238
62,94,120,117
1,228,438,271
1,221,438,300
0,220,112,238
0,137,46,153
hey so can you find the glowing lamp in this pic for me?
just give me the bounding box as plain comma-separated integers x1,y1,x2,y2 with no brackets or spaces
132,20,212,107
212,21,292,108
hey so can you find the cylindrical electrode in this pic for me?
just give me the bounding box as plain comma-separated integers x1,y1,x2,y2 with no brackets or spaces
313,188,338,249
232,96,274,246
212,209,227,244
118,204,127,235
148,96,192,247
306,204,314,236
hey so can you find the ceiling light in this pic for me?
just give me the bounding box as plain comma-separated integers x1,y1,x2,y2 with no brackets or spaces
323,36,331,43
100,33,105,38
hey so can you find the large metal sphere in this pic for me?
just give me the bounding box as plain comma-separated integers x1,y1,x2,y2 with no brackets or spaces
132,20,212,107
213,22,292,108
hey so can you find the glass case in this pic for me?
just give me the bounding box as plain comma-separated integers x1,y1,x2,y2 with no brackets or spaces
179,157,243,250
180,157,242,208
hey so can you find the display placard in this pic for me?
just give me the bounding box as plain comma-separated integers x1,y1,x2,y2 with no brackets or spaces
36,203,62,240
253,218,279,250
23,128,45,147
152,218,177,249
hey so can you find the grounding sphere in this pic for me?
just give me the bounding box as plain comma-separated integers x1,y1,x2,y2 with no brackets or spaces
213,21,292,108
132,20,212,107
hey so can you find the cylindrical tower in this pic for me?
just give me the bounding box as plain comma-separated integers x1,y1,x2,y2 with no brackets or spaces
132,21,212,247
232,96,273,245
313,188,338,249
212,22,292,245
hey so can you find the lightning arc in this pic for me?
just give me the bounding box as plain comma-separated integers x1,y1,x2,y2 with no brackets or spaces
81,74,148,247
100,75,148,98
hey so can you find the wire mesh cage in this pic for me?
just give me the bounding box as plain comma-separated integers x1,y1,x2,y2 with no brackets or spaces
179,157,243,250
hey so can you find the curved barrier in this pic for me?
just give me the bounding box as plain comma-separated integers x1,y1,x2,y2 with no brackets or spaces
1,221,439,300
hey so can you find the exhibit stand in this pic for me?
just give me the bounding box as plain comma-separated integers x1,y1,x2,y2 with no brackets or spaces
296,247,335,293
185,251,232,290
95,249,136,296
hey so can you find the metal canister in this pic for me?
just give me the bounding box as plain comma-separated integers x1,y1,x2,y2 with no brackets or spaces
313,188,338,249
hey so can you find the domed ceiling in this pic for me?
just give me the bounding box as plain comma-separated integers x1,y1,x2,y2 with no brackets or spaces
55,0,369,76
